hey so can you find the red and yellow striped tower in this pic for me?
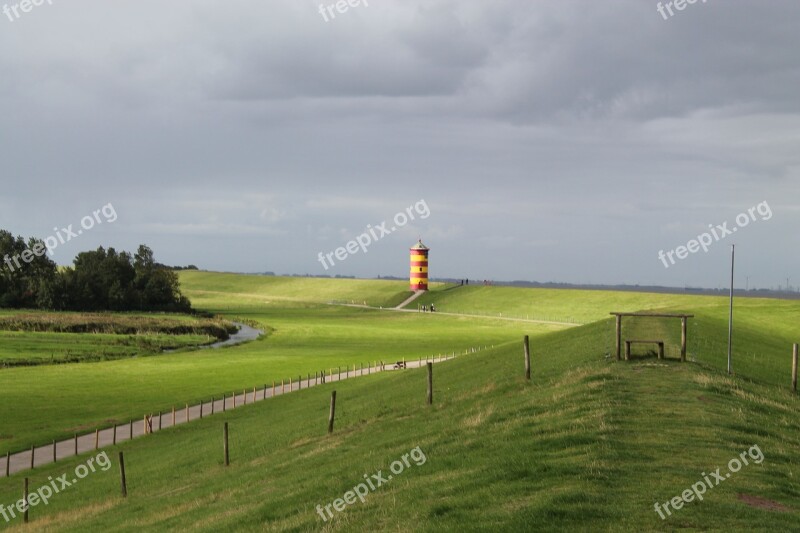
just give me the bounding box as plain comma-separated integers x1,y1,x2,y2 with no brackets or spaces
409,240,430,291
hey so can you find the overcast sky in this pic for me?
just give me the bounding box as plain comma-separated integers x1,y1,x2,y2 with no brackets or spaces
1,0,798,289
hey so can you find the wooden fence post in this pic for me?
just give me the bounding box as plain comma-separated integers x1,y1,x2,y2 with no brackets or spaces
5,451,10,477
74,434,78,456
95,429,99,450
129,420,133,439
200,402,204,419
29,445,34,469
119,452,127,498
113,425,117,445
52,440,56,463
793,343,798,393
211,398,215,415
223,423,230,466
524,335,531,381
427,362,433,405
23,477,29,523
328,391,337,434
681,316,688,362
272,381,276,397
158,411,162,430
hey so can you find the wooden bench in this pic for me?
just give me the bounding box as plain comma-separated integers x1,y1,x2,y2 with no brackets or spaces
625,340,665,360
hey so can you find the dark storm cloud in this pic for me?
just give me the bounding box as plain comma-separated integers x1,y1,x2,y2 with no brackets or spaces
0,0,798,288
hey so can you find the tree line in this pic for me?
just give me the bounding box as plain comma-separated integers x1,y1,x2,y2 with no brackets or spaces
0,230,192,312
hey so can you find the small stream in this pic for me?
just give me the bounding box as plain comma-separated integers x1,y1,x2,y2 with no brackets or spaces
163,322,263,353
204,322,263,348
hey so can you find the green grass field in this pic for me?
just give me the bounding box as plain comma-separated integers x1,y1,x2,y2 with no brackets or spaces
0,315,797,531
0,311,237,365
0,273,798,531
0,330,214,365
0,275,557,455
419,283,800,388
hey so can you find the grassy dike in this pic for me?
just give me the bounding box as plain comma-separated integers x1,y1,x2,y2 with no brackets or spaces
0,319,797,531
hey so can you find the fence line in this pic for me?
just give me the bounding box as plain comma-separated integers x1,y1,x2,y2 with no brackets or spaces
1,344,492,478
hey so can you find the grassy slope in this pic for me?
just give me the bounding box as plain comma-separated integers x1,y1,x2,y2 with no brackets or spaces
414,284,725,323
419,284,800,388
0,320,797,531
176,272,420,308
0,300,552,456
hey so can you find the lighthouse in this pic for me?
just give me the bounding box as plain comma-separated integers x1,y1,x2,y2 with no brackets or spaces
409,240,430,291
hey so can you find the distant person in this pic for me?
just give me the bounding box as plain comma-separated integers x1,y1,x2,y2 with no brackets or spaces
430,304,435,312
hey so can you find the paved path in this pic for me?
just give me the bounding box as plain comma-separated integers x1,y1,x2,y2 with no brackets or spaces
1,355,458,478
334,302,578,327
395,290,426,309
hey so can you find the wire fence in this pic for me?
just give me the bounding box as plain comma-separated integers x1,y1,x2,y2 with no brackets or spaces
1,344,494,479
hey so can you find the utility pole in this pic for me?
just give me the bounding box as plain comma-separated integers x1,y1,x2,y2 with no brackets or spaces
727,245,735,375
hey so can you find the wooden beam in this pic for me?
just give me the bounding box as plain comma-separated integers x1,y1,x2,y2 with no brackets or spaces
610,312,694,318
